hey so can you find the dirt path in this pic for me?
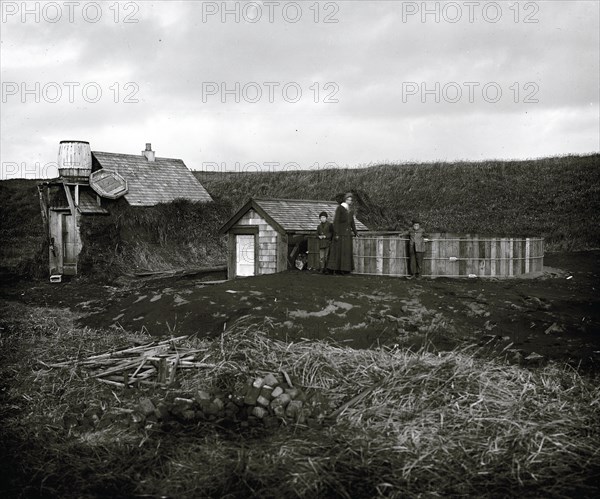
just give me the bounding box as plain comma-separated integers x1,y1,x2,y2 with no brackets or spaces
2,252,599,371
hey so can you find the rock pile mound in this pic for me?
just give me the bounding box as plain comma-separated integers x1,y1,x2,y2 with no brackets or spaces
131,372,329,429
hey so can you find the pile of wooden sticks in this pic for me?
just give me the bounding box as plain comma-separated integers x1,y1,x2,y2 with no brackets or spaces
49,336,214,388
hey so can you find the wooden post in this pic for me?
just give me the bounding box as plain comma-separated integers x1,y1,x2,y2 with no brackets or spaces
508,238,514,277
376,237,383,275
353,237,362,273
459,237,467,276
364,237,372,274
478,238,486,276
390,236,404,275
490,239,498,276
381,237,389,275
499,238,506,276
62,182,76,217
429,235,437,276
397,237,404,276
484,239,491,276
439,234,447,277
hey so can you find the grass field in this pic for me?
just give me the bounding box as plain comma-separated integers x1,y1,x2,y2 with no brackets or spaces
1,300,599,498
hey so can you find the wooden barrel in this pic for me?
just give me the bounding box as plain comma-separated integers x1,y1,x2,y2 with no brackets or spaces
58,140,92,182
352,232,544,278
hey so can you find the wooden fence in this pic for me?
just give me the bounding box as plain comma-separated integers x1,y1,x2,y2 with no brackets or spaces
308,232,544,277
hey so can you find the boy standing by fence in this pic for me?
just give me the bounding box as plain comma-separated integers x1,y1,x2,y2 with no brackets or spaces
316,211,333,273
408,219,429,278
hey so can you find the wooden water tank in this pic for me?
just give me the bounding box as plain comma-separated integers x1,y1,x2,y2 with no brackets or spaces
58,140,92,182
348,233,544,277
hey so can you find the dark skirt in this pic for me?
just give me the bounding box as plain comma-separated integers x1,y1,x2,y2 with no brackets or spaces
327,235,354,272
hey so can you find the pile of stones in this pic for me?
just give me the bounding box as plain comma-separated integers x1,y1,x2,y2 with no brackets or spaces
130,372,330,428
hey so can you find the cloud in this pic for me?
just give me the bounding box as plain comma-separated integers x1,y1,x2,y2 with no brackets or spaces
1,0,598,179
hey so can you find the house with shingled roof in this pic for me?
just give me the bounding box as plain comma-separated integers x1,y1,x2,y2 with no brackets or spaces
39,141,212,277
91,145,212,205
219,198,368,278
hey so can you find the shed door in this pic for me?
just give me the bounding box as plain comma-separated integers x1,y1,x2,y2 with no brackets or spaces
62,214,80,275
236,234,255,277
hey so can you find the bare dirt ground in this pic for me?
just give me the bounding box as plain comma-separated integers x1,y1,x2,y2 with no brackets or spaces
2,251,598,372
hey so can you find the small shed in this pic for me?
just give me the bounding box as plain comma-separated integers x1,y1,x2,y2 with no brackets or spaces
39,182,108,276
219,198,369,278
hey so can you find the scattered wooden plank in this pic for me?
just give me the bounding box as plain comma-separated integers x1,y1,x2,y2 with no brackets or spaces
132,358,147,378
93,359,141,378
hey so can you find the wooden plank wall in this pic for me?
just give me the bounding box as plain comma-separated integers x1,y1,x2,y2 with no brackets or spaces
62,212,82,275
48,210,63,274
234,209,279,275
277,233,289,273
307,237,320,270
351,233,544,277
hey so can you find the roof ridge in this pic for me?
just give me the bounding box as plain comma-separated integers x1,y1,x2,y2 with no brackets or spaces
253,197,339,204
92,151,183,162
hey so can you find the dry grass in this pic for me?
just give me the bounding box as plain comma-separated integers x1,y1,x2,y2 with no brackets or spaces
1,304,599,498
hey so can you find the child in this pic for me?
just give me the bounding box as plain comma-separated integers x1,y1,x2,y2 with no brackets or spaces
295,251,308,271
316,211,333,273
408,219,429,278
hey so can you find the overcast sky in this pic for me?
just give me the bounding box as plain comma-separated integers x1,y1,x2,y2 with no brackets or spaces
1,0,598,179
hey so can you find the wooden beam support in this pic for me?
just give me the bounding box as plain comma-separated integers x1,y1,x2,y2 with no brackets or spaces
62,182,77,217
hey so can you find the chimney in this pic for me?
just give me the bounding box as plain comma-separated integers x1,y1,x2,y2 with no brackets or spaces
142,142,155,162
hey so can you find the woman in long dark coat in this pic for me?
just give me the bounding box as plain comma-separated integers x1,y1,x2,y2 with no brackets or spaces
327,192,358,273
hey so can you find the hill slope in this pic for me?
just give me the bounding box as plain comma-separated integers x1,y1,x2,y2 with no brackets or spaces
1,154,598,279
197,154,600,250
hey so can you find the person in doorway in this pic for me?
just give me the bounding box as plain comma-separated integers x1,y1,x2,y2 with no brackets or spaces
316,211,333,273
408,219,429,278
295,251,308,271
327,193,359,274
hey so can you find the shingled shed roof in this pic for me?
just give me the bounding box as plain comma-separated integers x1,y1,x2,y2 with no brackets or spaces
92,151,212,206
220,198,369,234
78,189,108,214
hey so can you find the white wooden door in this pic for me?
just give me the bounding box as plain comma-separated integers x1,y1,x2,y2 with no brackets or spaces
236,234,255,276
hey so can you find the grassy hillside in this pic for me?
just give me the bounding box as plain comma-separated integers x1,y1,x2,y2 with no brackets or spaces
197,154,600,250
0,180,46,279
1,154,598,279
77,199,232,277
